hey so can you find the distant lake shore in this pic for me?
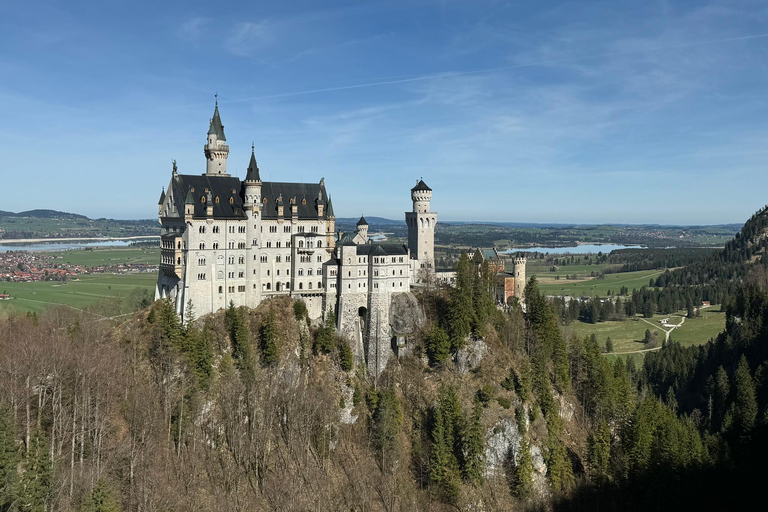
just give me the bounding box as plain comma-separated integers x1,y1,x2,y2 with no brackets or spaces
0,237,158,252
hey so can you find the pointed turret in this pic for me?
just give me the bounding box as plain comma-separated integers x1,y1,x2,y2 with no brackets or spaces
204,98,230,176
158,187,166,205
184,187,195,217
245,144,261,182
357,216,368,226
327,196,335,218
207,102,226,141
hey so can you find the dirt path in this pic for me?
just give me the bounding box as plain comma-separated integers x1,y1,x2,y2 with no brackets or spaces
639,315,685,343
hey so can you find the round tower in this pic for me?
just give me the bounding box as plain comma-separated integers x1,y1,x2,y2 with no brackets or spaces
513,257,527,303
204,99,230,176
356,216,369,242
406,179,437,277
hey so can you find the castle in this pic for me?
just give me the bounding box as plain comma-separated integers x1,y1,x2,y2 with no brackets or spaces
156,102,525,375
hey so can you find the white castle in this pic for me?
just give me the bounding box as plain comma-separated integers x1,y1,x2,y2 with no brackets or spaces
156,103,439,374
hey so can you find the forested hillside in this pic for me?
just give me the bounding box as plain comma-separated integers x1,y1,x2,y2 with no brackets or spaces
2,208,768,511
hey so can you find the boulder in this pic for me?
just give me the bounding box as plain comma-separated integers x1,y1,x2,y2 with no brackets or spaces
456,337,488,375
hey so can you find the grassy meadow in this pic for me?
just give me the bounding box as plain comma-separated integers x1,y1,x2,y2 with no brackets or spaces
55,247,160,266
0,273,157,314
566,308,725,356
536,269,664,297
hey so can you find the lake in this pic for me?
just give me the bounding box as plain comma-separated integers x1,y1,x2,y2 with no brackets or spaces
500,244,642,255
0,238,157,253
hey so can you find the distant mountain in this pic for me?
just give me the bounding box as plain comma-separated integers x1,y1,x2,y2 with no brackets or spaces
1,209,89,220
335,216,404,226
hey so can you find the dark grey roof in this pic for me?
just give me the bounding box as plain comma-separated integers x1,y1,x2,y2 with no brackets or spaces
356,243,408,256
184,187,195,205
245,147,261,182
327,196,335,217
207,104,226,141
411,179,431,192
174,174,246,219
357,216,368,226
338,232,356,246
260,181,330,220
158,188,166,205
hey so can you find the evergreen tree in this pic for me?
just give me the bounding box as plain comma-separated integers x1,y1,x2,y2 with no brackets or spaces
461,399,485,486
314,314,336,354
605,337,614,353
84,480,123,512
734,355,758,435
17,429,51,512
371,388,403,473
338,339,354,372
448,253,476,351
430,386,463,502
230,308,255,382
425,324,451,366
546,416,574,492
259,311,279,367
0,405,20,509
587,420,611,483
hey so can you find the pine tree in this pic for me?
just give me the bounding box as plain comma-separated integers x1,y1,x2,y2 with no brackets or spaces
0,405,20,509
461,399,485,486
17,429,51,512
734,355,758,435
259,311,279,367
448,253,476,351
84,479,123,512
430,386,463,502
546,416,574,492
371,388,403,473
231,308,255,382
586,420,611,483
512,435,534,499
314,314,336,354
338,339,354,372
425,324,450,366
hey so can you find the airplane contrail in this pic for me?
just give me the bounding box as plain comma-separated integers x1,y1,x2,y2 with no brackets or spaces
228,32,768,102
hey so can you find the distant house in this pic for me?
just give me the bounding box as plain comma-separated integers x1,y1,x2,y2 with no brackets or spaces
702,300,711,307
0,294,10,300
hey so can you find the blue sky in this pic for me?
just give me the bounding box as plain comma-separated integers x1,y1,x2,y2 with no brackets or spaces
1,0,767,224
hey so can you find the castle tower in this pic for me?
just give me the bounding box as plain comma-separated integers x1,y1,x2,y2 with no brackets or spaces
513,256,527,304
406,179,437,276
244,144,262,305
204,99,230,176
355,216,369,244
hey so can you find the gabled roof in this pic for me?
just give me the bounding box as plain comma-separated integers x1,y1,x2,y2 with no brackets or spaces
357,216,368,226
245,146,261,182
411,179,431,192
207,103,226,141
158,188,166,205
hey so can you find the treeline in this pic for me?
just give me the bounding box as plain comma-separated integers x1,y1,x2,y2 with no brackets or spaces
605,247,718,273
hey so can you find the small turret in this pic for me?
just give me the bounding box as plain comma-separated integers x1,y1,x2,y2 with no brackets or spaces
411,179,432,213
327,195,335,218
204,97,230,176
184,188,195,217
356,215,369,242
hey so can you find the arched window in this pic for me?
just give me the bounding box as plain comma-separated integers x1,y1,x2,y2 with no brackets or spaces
318,281,322,289
218,286,223,293
266,283,271,290
317,240,322,248
299,240,304,248
199,243,205,250
299,282,304,290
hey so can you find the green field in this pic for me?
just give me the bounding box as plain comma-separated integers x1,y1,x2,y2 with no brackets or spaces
54,247,160,266
0,273,157,314
536,269,664,297
567,308,725,356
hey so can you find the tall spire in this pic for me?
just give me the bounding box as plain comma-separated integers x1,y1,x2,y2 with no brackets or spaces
326,195,335,218
207,98,226,141
245,143,261,182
